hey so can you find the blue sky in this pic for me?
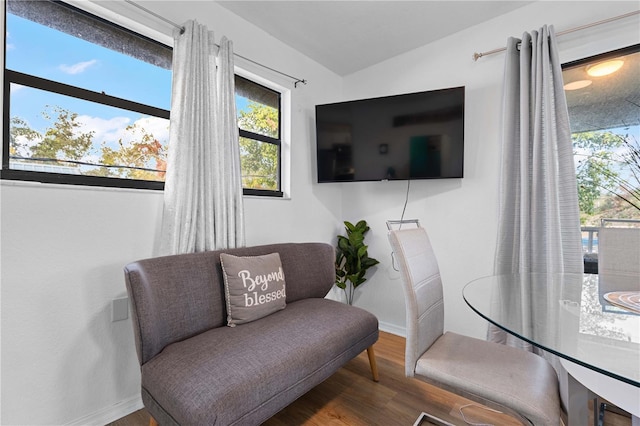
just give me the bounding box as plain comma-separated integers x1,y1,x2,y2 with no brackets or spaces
7,14,172,115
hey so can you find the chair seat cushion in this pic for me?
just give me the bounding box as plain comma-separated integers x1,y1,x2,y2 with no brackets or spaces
141,298,379,426
416,331,560,426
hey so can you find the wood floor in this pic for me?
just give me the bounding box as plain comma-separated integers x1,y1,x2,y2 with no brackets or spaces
109,331,631,426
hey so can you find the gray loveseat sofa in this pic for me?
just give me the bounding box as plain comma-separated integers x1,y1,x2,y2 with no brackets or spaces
124,242,379,425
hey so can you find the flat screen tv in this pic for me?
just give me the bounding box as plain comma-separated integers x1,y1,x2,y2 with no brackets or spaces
315,86,465,182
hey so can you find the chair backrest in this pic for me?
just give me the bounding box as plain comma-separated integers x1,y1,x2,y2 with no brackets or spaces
598,219,640,276
388,227,444,377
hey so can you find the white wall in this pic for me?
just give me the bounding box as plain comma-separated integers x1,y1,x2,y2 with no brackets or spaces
0,1,343,424
340,1,640,338
1,1,639,424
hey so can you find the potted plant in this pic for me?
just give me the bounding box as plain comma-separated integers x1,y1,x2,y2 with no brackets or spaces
335,220,380,305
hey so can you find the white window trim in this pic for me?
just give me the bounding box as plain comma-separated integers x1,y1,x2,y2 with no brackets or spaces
235,67,292,199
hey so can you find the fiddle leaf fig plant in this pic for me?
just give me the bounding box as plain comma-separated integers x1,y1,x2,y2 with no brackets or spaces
335,220,380,305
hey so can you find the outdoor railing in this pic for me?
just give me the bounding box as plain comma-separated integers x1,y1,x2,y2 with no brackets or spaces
581,226,599,254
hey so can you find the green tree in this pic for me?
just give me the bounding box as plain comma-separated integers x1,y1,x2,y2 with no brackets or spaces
30,106,95,162
573,130,640,224
9,107,167,180
618,133,640,208
238,101,278,138
239,137,278,189
238,101,279,190
9,117,41,157
98,122,167,181
9,100,280,188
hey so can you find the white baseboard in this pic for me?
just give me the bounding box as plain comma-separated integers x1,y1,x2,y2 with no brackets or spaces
65,395,143,426
379,321,405,337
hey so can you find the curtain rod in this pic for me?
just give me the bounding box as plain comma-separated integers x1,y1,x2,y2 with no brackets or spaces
122,0,308,87
472,10,640,61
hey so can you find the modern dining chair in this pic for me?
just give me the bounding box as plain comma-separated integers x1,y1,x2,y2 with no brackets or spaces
388,222,561,426
598,218,640,276
596,219,640,423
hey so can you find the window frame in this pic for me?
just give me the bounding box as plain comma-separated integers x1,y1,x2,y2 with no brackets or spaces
562,44,640,268
3,69,172,189
236,75,284,198
2,0,171,190
2,0,286,198
563,43,640,215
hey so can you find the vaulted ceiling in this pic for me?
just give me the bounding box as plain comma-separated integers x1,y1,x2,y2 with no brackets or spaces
215,1,639,133
216,1,533,76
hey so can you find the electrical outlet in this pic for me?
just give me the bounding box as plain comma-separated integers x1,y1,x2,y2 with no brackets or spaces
112,297,129,322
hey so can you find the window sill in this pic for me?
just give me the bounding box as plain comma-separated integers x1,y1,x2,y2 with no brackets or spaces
0,172,288,199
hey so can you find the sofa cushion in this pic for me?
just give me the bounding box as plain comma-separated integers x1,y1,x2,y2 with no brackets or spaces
220,252,287,326
141,298,379,426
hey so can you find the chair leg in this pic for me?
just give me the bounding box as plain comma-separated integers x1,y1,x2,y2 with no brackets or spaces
596,399,605,426
367,345,379,382
150,415,158,426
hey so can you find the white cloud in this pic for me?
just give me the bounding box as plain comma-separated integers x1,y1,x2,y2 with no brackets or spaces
11,117,43,157
13,134,43,155
59,59,98,75
6,31,14,50
75,115,170,148
75,115,131,146
10,84,25,93
130,116,171,144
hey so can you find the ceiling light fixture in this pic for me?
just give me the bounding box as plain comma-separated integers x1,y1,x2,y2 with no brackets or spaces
586,59,624,77
564,80,592,91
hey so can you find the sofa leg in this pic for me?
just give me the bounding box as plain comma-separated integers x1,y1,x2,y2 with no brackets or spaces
366,346,379,382
149,415,158,426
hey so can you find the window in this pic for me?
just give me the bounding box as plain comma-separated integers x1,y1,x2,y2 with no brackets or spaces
563,45,640,225
3,0,172,189
3,0,284,197
562,44,640,260
235,75,283,197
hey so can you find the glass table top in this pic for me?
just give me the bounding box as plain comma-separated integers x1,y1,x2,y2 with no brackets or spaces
462,273,640,387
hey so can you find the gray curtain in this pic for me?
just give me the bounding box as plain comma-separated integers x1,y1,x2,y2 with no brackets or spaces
494,25,583,277
491,25,583,411
160,21,245,255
